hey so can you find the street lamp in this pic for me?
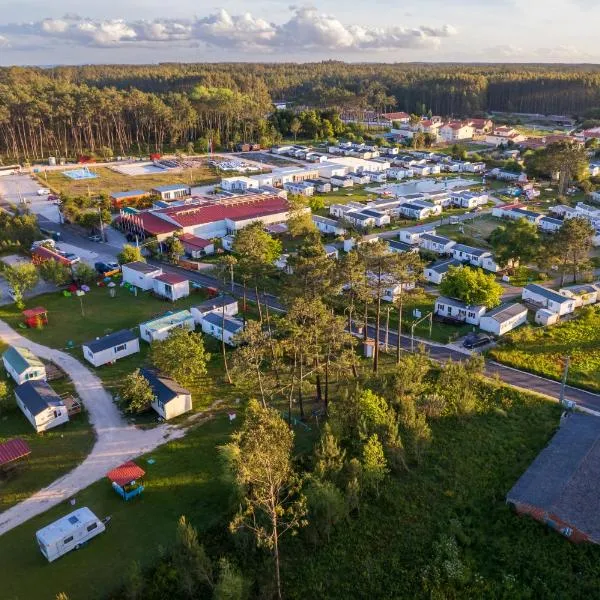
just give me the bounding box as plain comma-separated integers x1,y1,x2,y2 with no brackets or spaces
410,311,433,352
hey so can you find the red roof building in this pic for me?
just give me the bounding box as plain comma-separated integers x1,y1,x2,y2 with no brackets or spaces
381,111,410,122
106,461,146,487
154,272,188,286
0,438,31,468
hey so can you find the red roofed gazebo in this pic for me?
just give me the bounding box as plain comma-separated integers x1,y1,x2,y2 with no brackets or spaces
106,461,146,501
22,307,48,328
0,438,31,472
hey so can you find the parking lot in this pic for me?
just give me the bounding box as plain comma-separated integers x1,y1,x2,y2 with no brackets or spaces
0,173,62,223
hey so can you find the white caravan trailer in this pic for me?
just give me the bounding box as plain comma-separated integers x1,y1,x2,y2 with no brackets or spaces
36,507,106,562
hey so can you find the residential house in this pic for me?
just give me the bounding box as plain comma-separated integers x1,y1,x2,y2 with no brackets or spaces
522,284,576,316
419,233,456,255
356,209,390,227
589,190,600,205
250,173,275,187
180,233,215,258
411,165,432,177
480,255,514,273
509,207,543,225
452,244,492,267
539,216,563,233
485,126,526,146
151,184,191,201
140,368,192,421
558,284,598,307
191,296,239,325
122,262,163,291
2,346,46,385
380,111,410,124
200,312,244,346
434,296,486,325
450,190,488,209
14,380,69,433
152,273,190,302
468,118,494,135
329,202,364,219
324,245,339,260
550,204,578,219
424,258,463,285
82,330,140,367
398,200,441,220
479,303,528,336
139,310,195,343
535,308,560,326
313,215,346,236
427,192,452,208
221,235,235,252
440,122,475,142
462,161,486,173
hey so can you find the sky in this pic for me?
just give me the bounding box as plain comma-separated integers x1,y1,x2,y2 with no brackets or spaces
0,0,598,65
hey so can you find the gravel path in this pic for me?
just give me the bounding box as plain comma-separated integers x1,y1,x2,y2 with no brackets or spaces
0,321,185,536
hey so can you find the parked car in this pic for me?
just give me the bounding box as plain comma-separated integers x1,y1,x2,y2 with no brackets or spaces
463,333,491,349
47,194,59,201
37,188,50,196
88,234,103,242
94,261,119,275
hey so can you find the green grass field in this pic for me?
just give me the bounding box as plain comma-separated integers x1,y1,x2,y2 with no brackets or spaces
0,343,94,513
36,165,219,198
488,306,600,392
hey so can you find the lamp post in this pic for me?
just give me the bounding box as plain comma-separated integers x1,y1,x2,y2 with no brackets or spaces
410,311,433,352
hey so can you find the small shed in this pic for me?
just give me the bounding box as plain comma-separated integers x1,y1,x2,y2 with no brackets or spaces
107,461,146,501
152,272,190,301
82,329,140,367
14,380,69,433
180,233,215,258
22,307,48,328
0,438,31,473
140,368,192,420
2,345,46,385
122,261,163,291
139,310,195,343
535,308,560,326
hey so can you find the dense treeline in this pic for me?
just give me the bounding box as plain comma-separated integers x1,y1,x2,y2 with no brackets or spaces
3,63,600,160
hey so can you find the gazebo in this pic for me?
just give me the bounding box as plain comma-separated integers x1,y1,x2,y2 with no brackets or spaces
106,461,146,501
0,438,31,475
22,307,48,328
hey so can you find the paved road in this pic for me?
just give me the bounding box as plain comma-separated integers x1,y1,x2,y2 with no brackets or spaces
156,261,600,412
0,321,185,536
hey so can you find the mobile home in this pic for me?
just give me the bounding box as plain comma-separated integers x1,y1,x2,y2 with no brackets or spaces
2,345,46,385
82,330,140,367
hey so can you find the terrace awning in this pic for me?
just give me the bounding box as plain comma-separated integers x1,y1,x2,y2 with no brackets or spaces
0,438,31,467
106,461,146,487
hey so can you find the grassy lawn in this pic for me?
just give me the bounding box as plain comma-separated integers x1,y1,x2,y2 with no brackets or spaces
35,165,219,198
0,343,94,513
488,306,600,392
435,214,500,246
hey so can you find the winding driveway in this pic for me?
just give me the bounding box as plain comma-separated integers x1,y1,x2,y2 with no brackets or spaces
0,321,186,536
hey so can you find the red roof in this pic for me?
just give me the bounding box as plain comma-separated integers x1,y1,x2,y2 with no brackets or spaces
107,461,146,486
33,246,71,265
134,212,179,236
179,233,213,249
154,272,188,285
156,196,289,228
381,111,410,120
0,438,31,467
22,307,47,318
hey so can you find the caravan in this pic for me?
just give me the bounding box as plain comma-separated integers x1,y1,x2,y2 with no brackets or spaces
36,508,106,562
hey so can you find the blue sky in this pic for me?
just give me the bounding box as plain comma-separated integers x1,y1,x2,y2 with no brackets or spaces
0,1,598,65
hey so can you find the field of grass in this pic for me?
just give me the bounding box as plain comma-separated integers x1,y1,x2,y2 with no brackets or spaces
36,165,219,198
435,214,500,246
0,343,94,513
488,306,600,392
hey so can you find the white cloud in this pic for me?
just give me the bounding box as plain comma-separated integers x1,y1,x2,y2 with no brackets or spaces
0,35,10,48
0,7,457,51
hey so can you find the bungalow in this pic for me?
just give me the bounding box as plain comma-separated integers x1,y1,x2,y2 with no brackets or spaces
558,284,598,308
191,295,239,324
2,345,46,385
221,176,259,192
419,233,456,255
522,284,576,316
110,190,149,209
434,296,486,325
388,240,419,254
151,184,191,201
330,175,354,188
180,233,215,258
139,310,195,343
485,127,526,147
82,329,140,367
539,216,563,233
398,200,441,220
122,262,163,291
424,258,463,285
14,380,69,433
139,368,192,421
452,244,492,267
479,303,528,336
200,312,244,346
312,215,346,236
152,272,190,302
450,191,488,209
440,122,474,142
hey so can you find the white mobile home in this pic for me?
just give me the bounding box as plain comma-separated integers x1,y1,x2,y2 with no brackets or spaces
82,330,140,367
152,273,190,301
140,368,192,420
122,261,163,291
424,258,463,285
452,244,492,268
479,303,528,336
398,225,436,245
419,233,456,255
434,296,486,325
191,295,239,324
36,507,106,562
558,284,598,307
140,310,195,343
450,191,488,209
522,284,576,316
2,345,46,385
221,176,260,192
200,312,244,346
14,380,69,433
312,215,346,236
538,216,563,233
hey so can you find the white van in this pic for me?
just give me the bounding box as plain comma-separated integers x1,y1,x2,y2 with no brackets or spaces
36,507,106,562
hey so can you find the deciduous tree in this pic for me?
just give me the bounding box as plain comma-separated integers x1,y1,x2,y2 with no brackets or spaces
4,263,39,308
439,265,502,308
117,244,144,265
121,369,155,414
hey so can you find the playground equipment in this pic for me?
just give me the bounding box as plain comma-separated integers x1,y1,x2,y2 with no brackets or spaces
106,461,146,501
